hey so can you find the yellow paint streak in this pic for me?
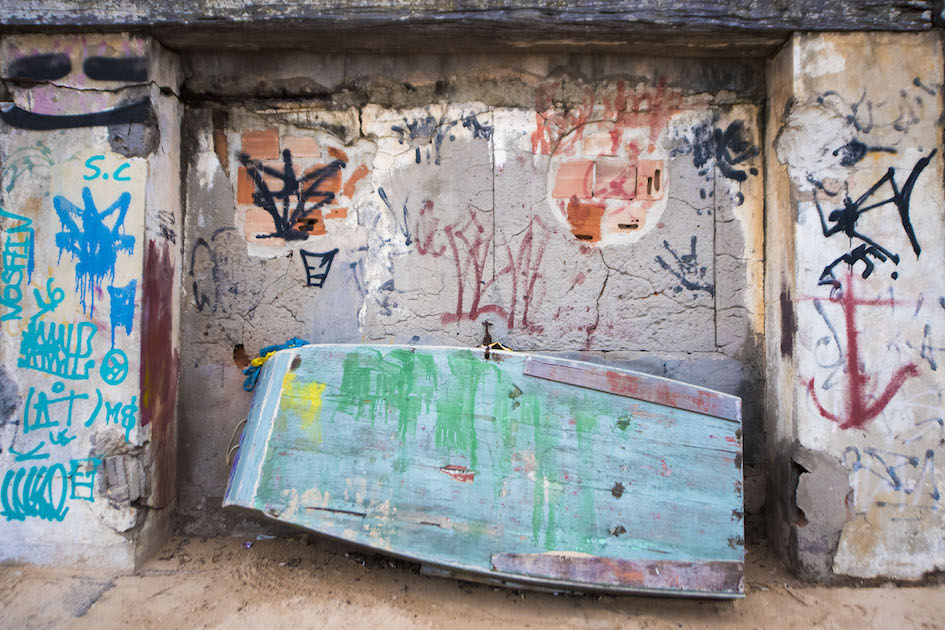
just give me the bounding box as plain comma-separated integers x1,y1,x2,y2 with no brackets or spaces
251,350,278,367
282,371,327,444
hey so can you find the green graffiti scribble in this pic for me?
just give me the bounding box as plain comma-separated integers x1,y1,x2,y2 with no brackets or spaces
2,142,55,192
526,394,563,550
434,350,501,470
334,348,438,439
574,403,599,552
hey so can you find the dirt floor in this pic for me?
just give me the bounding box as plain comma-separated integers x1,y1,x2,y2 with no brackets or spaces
2,534,944,629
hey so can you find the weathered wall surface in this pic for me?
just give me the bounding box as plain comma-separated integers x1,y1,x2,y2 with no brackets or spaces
0,34,182,568
178,55,766,533
767,32,945,580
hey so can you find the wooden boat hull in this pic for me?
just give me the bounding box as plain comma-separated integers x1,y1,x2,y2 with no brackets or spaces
224,345,744,598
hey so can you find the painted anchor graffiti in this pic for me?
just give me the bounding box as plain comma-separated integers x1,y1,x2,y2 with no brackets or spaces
806,272,919,430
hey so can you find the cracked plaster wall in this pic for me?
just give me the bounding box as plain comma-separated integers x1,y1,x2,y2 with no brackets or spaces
766,32,945,580
178,54,766,534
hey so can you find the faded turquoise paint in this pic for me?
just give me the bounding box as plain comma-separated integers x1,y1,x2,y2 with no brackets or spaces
224,345,744,597
434,349,496,469
574,401,599,553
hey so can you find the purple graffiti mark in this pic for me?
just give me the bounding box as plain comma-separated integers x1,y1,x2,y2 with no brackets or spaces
817,151,936,289
920,324,945,371
806,272,919,430
106,280,136,346
239,149,345,241
53,186,135,314
812,298,844,390
377,188,413,246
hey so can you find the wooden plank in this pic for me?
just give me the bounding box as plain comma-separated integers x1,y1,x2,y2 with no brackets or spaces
224,344,744,598
491,553,743,596
524,356,742,423
0,0,932,32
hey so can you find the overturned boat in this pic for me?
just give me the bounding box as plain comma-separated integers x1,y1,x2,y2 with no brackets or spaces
224,344,744,598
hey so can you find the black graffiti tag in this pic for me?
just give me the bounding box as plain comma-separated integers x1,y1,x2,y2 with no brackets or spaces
300,248,338,288
239,150,345,241
655,236,715,297
817,150,936,289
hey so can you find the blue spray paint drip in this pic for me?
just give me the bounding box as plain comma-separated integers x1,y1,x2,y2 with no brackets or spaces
107,280,136,346
53,187,134,314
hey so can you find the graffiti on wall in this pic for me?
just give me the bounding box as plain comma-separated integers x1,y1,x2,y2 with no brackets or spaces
532,80,683,246
780,70,945,542
816,152,936,290
391,111,493,166
413,200,551,332
0,143,146,522
235,129,369,246
1,47,151,130
805,272,920,430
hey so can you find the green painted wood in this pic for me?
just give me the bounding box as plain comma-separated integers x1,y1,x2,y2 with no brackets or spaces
224,344,744,598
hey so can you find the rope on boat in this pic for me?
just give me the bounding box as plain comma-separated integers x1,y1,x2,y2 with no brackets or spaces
241,337,309,391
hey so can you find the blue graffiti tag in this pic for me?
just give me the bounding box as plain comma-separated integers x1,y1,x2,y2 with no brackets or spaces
106,280,136,346
1,463,69,522
9,441,50,462
0,205,35,321
53,186,134,314
69,457,102,502
83,155,131,182
100,349,129,386
18,279,97,380
18,320,97,380
105,395,137,441
22,382,90,434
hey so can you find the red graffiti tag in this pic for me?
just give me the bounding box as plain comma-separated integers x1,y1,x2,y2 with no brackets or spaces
414,202,549,332
806,272,919,430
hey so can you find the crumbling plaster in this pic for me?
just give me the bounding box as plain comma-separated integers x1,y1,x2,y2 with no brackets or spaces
766,32,945,580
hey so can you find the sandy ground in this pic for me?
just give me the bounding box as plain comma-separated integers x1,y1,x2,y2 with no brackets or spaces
2,535,944,629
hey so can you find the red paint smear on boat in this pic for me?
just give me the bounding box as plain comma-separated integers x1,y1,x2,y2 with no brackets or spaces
440,465,475,483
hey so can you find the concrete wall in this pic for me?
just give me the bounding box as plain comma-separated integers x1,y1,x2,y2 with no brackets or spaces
7,27,941,584
0,34,182,569
177,54,767,533
766,32,945,580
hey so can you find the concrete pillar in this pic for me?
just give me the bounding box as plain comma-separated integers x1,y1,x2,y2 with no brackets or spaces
766,32,945,579
0,34,182,569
